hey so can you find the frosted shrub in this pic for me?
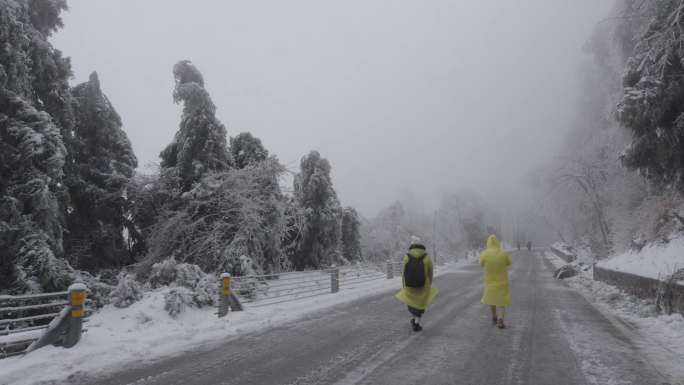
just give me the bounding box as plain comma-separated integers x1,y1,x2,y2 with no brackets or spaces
174,263,205,289
175,262,216,307
147,257,218,313
110,273,144,308
192,274,216,307
149,257,178,288
71,270,114,308
164,287,194,317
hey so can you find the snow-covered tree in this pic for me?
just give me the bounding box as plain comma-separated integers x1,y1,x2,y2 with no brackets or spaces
0,93,69,292
125,169,171,258
435,192,486,254
291,151,342,269
0,0,74,131
538,1,652,256
340,207,362,262
160,60,229,191
64,72,138,270
616,0,684,188
0,0,73,292
229,132,268,169
145,158,289,274
361,201,411,263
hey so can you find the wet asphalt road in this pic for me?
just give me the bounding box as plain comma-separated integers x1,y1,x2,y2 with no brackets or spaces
78,251,673,385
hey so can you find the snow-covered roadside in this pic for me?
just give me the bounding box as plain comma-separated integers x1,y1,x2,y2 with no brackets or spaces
544,251,684,381
0,259,474,385
596,238,684,284
551,241,594,264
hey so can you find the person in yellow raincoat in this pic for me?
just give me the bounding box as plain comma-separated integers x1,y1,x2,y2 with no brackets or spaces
395,243,439,332
479,234,512,329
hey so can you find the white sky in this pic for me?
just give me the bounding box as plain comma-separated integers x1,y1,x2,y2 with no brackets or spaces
51,0,614,217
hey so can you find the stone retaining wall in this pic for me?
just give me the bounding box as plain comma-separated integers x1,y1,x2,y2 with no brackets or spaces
593,266,684,315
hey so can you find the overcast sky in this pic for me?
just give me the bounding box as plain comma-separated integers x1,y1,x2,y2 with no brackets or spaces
51,0,613,217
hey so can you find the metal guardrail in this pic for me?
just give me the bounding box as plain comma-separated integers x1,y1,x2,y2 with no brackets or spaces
0,292,69,336
217,261,407,316
0,284,90,358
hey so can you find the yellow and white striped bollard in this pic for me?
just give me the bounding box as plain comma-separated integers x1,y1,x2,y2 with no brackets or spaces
64,282,87,348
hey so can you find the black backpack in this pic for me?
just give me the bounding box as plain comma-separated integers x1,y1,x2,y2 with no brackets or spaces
404,254,426,288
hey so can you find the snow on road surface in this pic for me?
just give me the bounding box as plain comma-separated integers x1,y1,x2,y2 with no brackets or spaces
0,260,471,385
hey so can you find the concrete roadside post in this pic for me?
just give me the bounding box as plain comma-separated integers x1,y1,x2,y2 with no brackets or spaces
64,282,87,348
218,273,231,318
386,260,393,279
331,265,339,293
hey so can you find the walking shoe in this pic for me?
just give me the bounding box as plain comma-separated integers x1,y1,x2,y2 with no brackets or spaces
413,322,423,332
497,318,506,329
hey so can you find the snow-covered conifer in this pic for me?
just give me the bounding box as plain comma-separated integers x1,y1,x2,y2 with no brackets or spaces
0,93,67,291
65,72,138,269
340,207,362,262
291,151,342,269
229,132,268,169
160,61,229,191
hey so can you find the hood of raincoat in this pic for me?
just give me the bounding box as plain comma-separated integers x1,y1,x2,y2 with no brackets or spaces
486,234,501,249
408,247,427,258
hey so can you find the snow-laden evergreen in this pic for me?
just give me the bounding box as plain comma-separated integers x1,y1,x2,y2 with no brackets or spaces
160,60,229,192
616,0,684,188
291,151,342,269
0,91,68,292
229,132,269,169
65,72,138,270
340,207,362,262
0,0,73,292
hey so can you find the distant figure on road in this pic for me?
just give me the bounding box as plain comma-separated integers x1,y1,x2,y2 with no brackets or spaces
517,241,521,251
480,234,512,329
395,242,439,332
527,241,532,251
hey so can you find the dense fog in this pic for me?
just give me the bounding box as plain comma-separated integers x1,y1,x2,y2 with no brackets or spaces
52,1,612,220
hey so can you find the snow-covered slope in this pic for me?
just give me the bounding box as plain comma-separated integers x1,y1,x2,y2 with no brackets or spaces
597,237,684,282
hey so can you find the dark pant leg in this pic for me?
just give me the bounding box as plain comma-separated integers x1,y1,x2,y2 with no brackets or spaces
407,305,425,318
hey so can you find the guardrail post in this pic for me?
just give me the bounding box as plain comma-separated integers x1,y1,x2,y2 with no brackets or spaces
63,283,87,348
218,273,242,318
218,273,230,318
330,265,339,293
386,260,393,279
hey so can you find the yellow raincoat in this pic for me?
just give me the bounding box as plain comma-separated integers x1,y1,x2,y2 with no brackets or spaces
479,235,512,307
395,247,439,310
